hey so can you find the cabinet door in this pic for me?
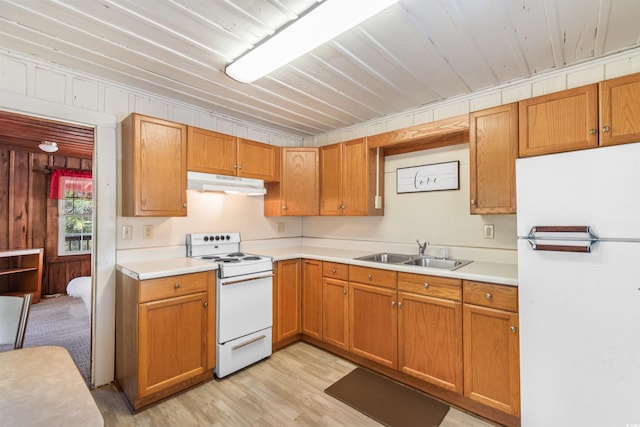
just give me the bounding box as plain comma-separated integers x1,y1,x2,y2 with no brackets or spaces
138,292,208,398
469,104,518,214
320,143,343,216
398,292,463,393
301,259,322,339
187,127,236,175
237,138,279,181
349,282,397,369
276,259,301,342
463,304,520,416
122,114,187,216
282,148,319,215
599,72,640,147
322,277,349,350
342,138,368,215
519,84,598,157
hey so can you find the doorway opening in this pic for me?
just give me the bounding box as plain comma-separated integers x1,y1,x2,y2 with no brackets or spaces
0,110,94,384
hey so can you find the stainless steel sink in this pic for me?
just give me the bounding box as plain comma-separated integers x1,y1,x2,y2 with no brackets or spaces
355,253,415,264
355,252,472,270
402,257,472,270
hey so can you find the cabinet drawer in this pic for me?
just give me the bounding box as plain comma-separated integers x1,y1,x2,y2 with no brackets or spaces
349,265,396,289
463,280,518,312
139,271,209,303
398,272,461,301
323,262,348,280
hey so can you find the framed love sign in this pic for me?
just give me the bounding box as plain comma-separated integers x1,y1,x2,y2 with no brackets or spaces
396,161,459,193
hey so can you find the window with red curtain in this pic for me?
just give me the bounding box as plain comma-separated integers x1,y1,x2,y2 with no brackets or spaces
50,169,93,255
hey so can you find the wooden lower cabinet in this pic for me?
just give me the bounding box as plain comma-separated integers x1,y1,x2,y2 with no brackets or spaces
397,273,463,394
348,266,398,369
273,259,301,345
463,280,520,416
115,270,215,411
322,276,349,350
301,259,322,339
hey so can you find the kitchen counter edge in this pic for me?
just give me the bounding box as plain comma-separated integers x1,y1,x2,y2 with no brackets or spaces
117,258,218,281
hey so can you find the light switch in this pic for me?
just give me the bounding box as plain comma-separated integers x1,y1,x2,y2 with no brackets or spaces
143,225,153,239
483,224,495,239
121,225,133,240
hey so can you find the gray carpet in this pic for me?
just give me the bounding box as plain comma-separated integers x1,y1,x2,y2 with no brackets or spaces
0,295,91,385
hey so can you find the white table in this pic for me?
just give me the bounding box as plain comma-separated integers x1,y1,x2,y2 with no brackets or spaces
0,346,104,426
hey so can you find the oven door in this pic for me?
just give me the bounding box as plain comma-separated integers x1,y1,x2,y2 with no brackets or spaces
217,271,273,344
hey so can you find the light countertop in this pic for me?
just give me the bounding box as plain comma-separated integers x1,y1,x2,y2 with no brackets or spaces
116,245,517,286
257,245,518,286
116,257,217,280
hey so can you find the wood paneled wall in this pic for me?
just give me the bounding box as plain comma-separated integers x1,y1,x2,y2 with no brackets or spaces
0,144,92,295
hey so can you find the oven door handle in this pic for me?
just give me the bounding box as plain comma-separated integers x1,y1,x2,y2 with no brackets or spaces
231,334,267,351
221,273,274,286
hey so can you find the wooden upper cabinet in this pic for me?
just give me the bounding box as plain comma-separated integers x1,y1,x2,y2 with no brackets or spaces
187,127,236,175
599,72,640,147
320,138,383,216
264,148,319,216
469,103,518,214
186,127,279,182
518,84,599,157
122,113,187,217
237,138,280,182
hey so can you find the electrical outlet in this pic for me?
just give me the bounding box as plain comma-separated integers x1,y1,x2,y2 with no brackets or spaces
483,224,495,239
143,225,153,239
121,225,133,240
276,222,285,233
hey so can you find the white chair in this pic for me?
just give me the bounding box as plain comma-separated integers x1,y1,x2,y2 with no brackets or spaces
0,293,32,349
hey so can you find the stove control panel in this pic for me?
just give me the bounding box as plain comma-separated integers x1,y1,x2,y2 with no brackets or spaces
187,232,241,246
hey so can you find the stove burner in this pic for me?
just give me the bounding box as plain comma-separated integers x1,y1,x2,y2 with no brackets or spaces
243,256,261,261
200,255,220,260
218,258,241,263
227,252,245,257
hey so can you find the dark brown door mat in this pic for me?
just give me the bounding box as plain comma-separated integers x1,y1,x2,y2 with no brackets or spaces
325,367,449,427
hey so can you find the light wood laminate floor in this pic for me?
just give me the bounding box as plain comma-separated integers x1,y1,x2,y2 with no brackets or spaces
92,342,497,426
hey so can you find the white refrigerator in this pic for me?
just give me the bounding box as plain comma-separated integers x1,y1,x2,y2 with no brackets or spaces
516,142,640,427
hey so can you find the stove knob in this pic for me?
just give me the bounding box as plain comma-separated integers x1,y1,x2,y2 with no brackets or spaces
203,236,209,242
225,235,231,240
209,235,215,241
215,235,220,241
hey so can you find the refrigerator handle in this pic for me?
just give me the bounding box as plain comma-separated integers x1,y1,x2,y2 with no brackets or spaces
526,226,599,253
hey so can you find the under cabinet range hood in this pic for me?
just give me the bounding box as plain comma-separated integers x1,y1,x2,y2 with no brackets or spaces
187,171,266,195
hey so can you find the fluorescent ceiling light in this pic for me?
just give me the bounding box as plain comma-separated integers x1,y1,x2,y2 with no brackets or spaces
225,0,399,83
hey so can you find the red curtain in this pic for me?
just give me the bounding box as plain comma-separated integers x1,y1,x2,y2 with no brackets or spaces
49,169,93,199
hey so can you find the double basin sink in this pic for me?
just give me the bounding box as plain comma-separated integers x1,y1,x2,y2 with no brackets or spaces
355,252,472,270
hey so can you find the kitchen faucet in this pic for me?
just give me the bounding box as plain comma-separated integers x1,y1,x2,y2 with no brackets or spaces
416,239,429,256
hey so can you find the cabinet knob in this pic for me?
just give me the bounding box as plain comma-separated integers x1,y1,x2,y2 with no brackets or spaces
510,326,518,333
174,284,181,289
343,288,347,295
485,292,492,300
398,301,403,308
282,205,288,210
238,165,243,169
601,126,611,133
423,282,429,288
589,128,597,135
368,274,373,280
233,164,238,169
391,301,396,306
332,268,337,273
471,199,476,205
204,302,208,307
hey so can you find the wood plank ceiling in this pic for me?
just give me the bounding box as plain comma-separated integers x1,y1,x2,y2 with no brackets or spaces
1,0,639,137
